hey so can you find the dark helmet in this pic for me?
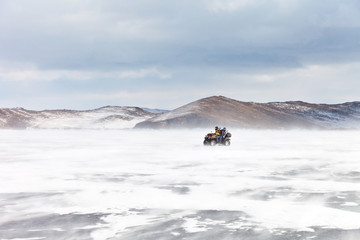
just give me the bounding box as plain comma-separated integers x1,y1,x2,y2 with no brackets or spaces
215,126,219,130
223,127,226,130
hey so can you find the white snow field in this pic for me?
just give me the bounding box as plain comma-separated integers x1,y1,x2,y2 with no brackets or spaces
0,129,360,240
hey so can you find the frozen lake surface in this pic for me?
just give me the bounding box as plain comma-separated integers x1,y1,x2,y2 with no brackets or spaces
0,129,360,240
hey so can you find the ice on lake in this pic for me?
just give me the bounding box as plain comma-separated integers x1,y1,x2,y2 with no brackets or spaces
0,129,360,240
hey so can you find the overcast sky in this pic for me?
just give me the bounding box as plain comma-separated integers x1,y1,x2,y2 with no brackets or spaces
1,0,360,110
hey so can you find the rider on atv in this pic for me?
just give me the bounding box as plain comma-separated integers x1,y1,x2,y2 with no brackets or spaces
204,126,231,146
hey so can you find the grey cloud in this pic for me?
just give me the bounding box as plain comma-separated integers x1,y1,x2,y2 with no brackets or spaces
1,0,360,72
1,0,360,109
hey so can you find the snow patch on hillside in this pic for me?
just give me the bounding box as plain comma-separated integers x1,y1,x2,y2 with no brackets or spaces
269,102,360,129
30,108,152,129
148,102,200,122
0,107,157,129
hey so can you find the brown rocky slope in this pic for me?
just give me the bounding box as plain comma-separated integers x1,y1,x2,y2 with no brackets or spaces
135,96,360,129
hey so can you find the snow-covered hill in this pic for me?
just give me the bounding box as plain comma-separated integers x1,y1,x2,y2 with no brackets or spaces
2,97,360,130
136,96,360,129
0,106,158,129
266,101,360,129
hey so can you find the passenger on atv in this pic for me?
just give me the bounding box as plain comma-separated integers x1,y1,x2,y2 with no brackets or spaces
215,126,221,143
204,127,231,146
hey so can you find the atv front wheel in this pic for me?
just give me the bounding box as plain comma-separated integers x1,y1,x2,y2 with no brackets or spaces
224,140,231,146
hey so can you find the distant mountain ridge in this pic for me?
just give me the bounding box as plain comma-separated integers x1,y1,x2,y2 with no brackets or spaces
1,96,360,129
0,106,158,129
135,96,360,129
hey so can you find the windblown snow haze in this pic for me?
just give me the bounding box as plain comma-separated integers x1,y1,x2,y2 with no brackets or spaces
0,129,359,239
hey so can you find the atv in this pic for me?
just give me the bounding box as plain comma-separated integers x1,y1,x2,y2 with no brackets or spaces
203,132,231,146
